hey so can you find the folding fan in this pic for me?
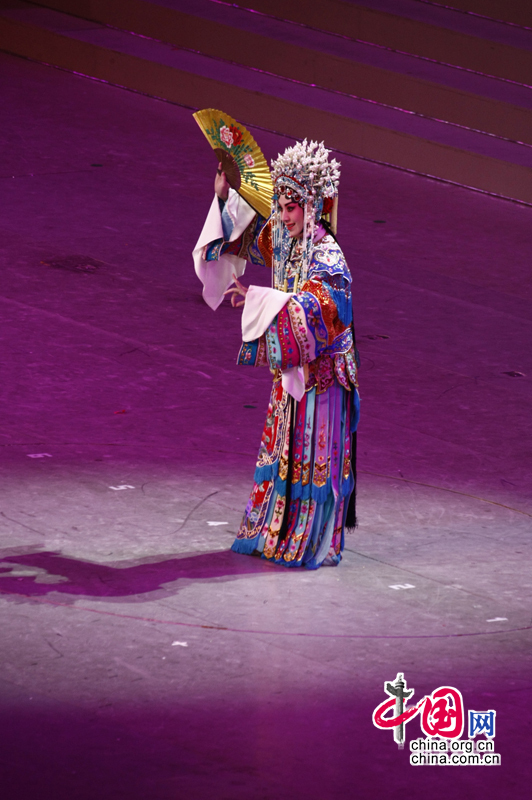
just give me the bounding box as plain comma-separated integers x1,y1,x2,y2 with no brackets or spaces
193,109,273,219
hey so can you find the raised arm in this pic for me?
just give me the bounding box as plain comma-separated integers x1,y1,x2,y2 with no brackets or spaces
212,164,270,267
192,164,270,310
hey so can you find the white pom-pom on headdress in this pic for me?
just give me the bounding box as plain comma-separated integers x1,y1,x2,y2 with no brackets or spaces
271,139,340,200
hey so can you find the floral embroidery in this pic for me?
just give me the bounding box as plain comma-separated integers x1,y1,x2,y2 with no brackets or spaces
310,238,352,283
219,125,234,148
287,299,315,365
231,125,243,145
219,124,243,148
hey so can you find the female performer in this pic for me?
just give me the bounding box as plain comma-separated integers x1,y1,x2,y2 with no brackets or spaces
193,140,359,568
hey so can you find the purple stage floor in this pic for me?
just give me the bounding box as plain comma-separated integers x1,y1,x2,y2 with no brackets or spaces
0,52,531,799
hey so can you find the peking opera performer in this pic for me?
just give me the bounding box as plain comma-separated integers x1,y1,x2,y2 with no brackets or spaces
193,138,360,569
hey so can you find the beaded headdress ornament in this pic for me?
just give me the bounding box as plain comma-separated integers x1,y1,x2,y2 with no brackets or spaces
270,140,340,291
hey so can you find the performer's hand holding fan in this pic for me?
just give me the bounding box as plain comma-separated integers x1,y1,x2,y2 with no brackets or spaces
193,109,273,219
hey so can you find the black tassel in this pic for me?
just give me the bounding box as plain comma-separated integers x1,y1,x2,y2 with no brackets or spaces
345,430,358,530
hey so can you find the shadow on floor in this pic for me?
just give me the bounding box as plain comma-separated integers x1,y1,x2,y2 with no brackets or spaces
0,547,274,602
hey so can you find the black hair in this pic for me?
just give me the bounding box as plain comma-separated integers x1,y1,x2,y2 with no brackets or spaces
320,216,339,244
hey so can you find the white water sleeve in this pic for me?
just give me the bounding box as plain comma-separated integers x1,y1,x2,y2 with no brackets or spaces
241,285,293,341
192,188,256,311
242,286,306,401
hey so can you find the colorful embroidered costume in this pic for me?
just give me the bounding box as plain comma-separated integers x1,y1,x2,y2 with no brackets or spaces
193,140,359,568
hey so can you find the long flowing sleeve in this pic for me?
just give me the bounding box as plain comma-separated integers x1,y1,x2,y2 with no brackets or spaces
192,188,268,310
238,262,358,403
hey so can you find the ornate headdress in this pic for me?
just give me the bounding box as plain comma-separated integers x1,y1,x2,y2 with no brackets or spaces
270,140,341,291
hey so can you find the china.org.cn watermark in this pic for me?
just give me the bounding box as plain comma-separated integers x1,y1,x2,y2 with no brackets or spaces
372,673,500,766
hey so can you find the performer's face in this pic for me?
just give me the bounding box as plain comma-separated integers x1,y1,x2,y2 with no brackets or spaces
279,194,304,238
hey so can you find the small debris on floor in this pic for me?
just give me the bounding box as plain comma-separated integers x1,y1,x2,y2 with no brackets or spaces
389,583,415,590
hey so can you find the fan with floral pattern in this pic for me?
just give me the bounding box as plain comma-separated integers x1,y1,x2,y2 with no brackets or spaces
193,108,273,219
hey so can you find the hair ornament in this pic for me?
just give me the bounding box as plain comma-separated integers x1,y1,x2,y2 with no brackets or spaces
270,140,341,291
271,140,340,202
